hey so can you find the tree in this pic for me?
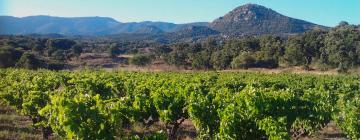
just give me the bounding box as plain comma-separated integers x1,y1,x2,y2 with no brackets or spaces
301,30,327,70
337,21,349,27
153,45,172,58
253,51,279,68
191,51,212,69
324,23,360,73
15,52,42,70
31,39,46,53
231,53,256,69
46,39,76,56
0,46,22,68
211,51,232,70
45,39,76,50
259,35,284,60
71,45,83,57
283,36,306,66
222,37,260,57
108,45,119,58
51,50,67,61
164,44,189,67
129,55,152,66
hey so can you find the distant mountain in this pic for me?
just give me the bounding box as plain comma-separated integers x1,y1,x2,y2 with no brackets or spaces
174,25,219,37
108,25,219,44
0,16,120,35
0,16,208,35
26,33,66,38
210,4,326,36
134,26,164,34
97,21,178,34
0,4,328,38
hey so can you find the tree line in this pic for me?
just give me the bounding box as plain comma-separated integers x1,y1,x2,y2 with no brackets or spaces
0,22,359,72
158,22,360,72
0,35,152,69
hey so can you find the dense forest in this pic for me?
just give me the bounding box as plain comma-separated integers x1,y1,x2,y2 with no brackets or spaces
0,22,359,72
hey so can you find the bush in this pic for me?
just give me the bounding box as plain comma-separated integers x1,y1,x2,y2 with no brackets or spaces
231,53,256,69
191,52,212,69
51,50,67,60
108,45,120,58
130,55,152,66
15,52,43,70
0,47,22,68
71,45,83,57
255,58,279,68
46,39,76,50
46,62,66,70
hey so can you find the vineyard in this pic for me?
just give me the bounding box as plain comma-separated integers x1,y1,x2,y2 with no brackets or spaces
0,69,359,140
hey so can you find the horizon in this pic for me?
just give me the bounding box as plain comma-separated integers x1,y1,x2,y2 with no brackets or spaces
0,0,360,27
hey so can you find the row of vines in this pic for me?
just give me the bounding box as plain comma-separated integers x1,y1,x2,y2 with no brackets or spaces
0,69,359,139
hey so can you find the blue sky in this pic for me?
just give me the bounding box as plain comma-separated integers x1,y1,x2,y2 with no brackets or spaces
0,0,359,27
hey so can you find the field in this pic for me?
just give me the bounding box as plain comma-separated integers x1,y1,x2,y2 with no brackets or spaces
0,69,359,140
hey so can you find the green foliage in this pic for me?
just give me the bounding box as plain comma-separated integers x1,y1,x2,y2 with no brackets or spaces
164,44,189,67
257,117,290,140
71,45,83,57
108,44,120,58
46,39,76,50
130,54,152,66
323,23,360,72
334,83,360,139
151,80,188,139
1,23,360,71
0,70,63,138
186,75,221,139
0,69,359,139
15,52,42,69
231,53,256,69
40,94,129,140
50,50,68,60
0,47,22,68
211,51,232,70
284,36,306,66
218,103,263,139
337,96,360,139
159,23,360,71
131,84,159,125
190,51,212,69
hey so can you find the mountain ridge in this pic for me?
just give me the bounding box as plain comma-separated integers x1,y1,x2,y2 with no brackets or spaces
210,4,326,36
0,4,328,38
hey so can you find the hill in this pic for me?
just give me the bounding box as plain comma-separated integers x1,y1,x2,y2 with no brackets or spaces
0,16,120,35
210,4,326,36
0,4,328,38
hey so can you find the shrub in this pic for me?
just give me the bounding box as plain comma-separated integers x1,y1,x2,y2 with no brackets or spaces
130,55,152,66
15,53,43,70
0,47,22,68
231,53,256,69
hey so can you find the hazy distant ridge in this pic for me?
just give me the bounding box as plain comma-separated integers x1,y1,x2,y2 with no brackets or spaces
0,4,326,36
